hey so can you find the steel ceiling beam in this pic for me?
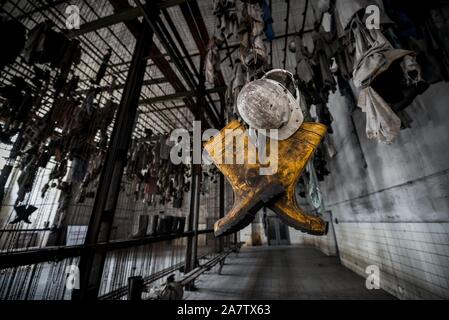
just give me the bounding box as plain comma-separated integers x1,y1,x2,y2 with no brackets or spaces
15,0,71,20
79,77,167,94
66,7,141,39
66,0,188,39
140,98,222,115
139,86,226,105
109,0,218,128
110,31,314,71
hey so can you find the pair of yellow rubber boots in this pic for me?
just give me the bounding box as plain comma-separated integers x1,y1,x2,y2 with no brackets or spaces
204,120,328,238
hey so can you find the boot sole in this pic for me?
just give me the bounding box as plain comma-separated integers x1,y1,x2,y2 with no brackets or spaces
214,183,285,238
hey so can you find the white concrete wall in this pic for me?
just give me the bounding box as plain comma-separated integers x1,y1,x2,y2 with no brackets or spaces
335,222,449,299
319,81,449,299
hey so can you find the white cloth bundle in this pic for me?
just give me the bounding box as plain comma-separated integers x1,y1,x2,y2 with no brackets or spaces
358,87,401,144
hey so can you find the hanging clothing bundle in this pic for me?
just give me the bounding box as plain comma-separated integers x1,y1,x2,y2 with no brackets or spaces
69,157,88,184
95,99,117,149
311,0,331,23
226,59,247,119
0,15,26,70
307,0,436,143
213,0,239,40
126,134,191,208
16,153,38,204
291,29,336,134
294,36,315,85
381,2,449,84
23,21,82,71
334,0,392,38
77,150,105,203
204,37,222,86
358,87,401,144
95,49,112,86
350,16,422,144
262,0,275,41
292,36,322,112
51,93,80,130
21,117,50,150
224,0,274,122
312,27,337,100
0,76,34,130
238,1,267,68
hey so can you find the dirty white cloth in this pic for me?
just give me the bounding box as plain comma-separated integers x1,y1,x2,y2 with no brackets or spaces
358,87,401,144
295,36,314,84
353,44,413,88
204,38,221,85
351,17,413,88
310,0,331,23
238,2,267,67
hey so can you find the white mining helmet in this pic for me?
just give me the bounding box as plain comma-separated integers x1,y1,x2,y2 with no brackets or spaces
237,69,304,141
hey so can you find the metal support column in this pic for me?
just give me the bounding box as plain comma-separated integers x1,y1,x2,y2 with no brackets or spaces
73,15,155,300
184,163,201,291
190,55,207,272
219,173,225,253
190,164,202,270
184,163,197,276
184,55,207,290
218,99,226,253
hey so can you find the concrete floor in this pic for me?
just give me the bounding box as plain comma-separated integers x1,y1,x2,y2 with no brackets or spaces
185,246,395,300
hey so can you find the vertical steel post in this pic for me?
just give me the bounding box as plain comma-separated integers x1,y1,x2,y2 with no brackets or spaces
218,100,225,253
184,54,207,290
190,164,201,269
184,163,197,275
73,16,155,300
